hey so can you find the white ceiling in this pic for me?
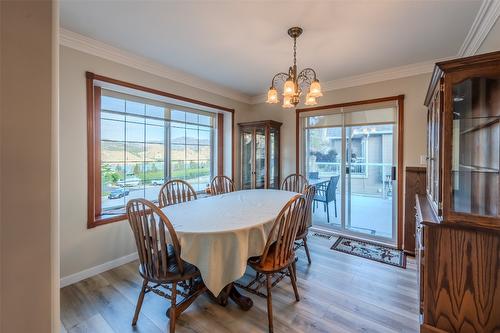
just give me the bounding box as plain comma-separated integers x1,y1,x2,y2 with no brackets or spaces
60,0,482,97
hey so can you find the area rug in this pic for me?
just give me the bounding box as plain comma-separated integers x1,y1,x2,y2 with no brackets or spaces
331,236,406,268
312,232,333,240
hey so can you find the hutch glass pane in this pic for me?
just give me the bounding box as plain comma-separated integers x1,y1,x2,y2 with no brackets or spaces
432,93,441,207
428,102,436,200
255,128,266,189
427,109,432,198
451,77,499,217
241,130,253,190
269,128,279,189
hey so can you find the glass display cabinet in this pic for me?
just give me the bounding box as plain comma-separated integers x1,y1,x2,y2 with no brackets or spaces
416,51,500,333
423,52,500,225
239,120,281,190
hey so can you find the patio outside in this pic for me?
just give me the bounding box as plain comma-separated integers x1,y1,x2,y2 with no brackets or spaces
311,191,393,239
307,124,395,240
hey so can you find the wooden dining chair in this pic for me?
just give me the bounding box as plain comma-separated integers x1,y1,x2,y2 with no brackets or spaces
245,193,306,333
158,179,197,208
281,173,309,193
294,185,316,265
126,199,206,333
210,175,235,195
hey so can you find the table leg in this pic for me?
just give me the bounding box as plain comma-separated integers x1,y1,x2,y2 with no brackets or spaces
207,284,231,307
209,283,253,310
229,283,253,310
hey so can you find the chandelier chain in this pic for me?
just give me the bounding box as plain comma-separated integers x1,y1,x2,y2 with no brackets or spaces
293,37,297,68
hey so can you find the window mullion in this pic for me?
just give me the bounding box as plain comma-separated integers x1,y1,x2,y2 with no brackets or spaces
143,104,146,200
165,108,171,182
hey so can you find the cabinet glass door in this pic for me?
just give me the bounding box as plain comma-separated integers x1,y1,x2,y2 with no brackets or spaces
451,76,499,217
426,91,442,212
269,128,279,189
241,129,253,190
255,128,266,189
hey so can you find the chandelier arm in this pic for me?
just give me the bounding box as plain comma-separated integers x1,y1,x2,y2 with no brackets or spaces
298,68,318,81
271,72,290,89
297,73,312,86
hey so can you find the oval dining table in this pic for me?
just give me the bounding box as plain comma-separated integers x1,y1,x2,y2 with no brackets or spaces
160,188,297,310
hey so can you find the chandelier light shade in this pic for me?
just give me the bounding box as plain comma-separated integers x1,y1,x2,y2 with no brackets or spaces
265,26,322,108
283,79,295,96
309,79,323,97
304,92,317,106
266,87,278,103
282,95,294,108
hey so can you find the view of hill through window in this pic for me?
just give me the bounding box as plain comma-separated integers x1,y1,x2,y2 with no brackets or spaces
100,91,215,212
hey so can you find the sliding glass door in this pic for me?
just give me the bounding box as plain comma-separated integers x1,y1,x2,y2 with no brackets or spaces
303,104,398,244
305,126,343,227
345,124,395,240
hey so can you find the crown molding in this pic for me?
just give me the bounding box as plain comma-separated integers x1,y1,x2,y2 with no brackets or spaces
59,29,251,104
249,58,447,104
458,0,500,57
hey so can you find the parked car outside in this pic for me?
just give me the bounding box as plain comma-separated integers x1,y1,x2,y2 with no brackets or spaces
151,179,164,186
116,177,141,187
108,188,130,199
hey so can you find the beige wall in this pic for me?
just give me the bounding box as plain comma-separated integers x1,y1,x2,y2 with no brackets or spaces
59,46,251,278
249,73,431,178
478,17,500,54
1,1,59,332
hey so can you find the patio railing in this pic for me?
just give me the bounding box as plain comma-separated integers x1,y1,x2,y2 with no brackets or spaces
313,162,367,177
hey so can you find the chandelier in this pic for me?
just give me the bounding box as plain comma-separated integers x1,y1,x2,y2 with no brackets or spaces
266,27,322,108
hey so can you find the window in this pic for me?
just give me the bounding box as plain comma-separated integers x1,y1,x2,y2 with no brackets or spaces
100,91,215,212
87,72,233,228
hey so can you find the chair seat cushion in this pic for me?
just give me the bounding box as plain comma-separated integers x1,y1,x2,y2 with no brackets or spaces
314,194,326,201
248,243,295,273
138,245,200,282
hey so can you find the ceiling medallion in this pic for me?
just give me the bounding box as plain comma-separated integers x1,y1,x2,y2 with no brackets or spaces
266,26,322,108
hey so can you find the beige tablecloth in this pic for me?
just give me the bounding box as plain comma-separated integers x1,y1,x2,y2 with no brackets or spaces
160,189,296,294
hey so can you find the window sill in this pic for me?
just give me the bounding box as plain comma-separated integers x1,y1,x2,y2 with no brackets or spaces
88,213,128,228
89,192,212,228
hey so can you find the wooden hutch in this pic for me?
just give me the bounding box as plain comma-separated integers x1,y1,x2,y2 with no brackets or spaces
416,51,500,332
239,120,281,190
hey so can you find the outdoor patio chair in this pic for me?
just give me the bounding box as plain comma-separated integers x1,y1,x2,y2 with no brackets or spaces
313,175,339,223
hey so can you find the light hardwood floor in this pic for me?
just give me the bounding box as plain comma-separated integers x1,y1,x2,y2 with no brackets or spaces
61,234,419,333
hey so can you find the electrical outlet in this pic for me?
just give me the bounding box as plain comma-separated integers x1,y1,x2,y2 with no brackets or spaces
420,155,427,165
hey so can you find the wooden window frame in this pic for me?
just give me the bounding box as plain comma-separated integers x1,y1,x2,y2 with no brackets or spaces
86,72,235,228
296,95,405,249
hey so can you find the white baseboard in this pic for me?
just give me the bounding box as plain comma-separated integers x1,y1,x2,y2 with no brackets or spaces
60,252,138,288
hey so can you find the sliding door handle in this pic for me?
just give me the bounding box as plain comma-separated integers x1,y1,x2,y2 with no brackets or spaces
391,166,396,181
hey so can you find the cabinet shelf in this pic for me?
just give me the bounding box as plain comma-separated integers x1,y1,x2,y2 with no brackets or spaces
459,117,499,135
454,166,499,173
454,115,500,120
